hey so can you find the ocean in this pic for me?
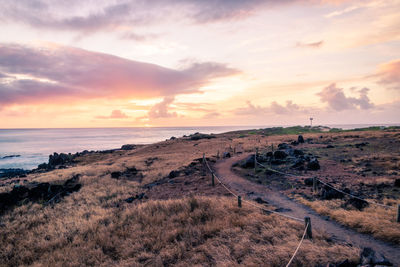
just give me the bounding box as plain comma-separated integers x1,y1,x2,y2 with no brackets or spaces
0,126,254,170
0,124,398,170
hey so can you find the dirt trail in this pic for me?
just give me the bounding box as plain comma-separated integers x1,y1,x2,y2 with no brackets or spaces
214,153,400,266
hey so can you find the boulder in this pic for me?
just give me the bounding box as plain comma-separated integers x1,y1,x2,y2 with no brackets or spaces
394,178,400,187
223,152,231,158
293,149,304,156
277,143,289,150
0,168,29,179
291,141,299,146
125,193,146,203
48,153,74,168
304,178,314,186
326,145,335,148
360,247,392,266
291,159,305,170
169,170,180,178
121,144,136,150
241,155,255,168
307,158,320,170
111,172,122,179
343,197,369,210
274,150,288,159
298,135,305,143
321,185,344,200
0,174,81,214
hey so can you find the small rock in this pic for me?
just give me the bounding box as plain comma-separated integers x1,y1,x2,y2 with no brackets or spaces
326,145,335,148
298,135,304,143
307,158,320,170
394,179,400,187
274,150,288,159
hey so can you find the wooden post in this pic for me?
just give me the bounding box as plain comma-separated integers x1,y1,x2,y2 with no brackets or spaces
397,204,400,223
271,144,274,153
233,146,236,154
238,196,242,208
202,153,206,176
313,177,317,193
211,173,215,187
217,150,220,159
254,149,257,174
304,217,312,239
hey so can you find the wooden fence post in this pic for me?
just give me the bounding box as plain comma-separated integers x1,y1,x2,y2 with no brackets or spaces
313,177,317,193
217,150,220,159
271,144,274,153
238,196,242,208
211,173,215,187
233,146,236,154
202,153,206,176
397,204,400,223
254,149,257,174
304,217,312,239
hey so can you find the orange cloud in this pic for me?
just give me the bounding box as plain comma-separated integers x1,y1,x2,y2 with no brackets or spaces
377,59,400,90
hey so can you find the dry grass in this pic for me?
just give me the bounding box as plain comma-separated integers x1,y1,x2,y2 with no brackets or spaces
297,197,400,244
0,196,359,267
3,129,399,266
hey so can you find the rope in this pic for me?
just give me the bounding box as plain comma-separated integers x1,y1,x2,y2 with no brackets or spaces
256,161,393,209
285,222,309,267
316,179,392,209
204,155,307,267
204,157,303,222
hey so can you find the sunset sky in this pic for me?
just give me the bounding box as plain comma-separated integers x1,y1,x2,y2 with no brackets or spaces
0,0,399,128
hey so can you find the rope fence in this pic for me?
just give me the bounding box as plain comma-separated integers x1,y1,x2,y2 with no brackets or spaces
255,160,394,209
202,154,309,266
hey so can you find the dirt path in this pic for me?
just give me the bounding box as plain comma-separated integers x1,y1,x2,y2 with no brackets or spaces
214,153,400,266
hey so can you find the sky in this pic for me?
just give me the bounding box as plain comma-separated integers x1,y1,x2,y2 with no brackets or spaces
0,0,399,128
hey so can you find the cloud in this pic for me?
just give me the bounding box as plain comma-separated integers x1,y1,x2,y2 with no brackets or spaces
377,59,400,90
0,0,353,34
234,100,307,116
202,112,220,119
0,43,239,106
148,96,177,119
296,40,324,48
317,83,374,111
96,110,129,119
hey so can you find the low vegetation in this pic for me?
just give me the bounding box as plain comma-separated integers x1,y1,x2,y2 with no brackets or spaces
0,196,359,266
297,197,400,244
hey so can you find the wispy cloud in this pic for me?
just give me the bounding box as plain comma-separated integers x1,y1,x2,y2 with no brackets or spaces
234,100,309,116
296,40,324,48
376,59,400,90
95,110,129,119
0,43,239,106
0,0,357,34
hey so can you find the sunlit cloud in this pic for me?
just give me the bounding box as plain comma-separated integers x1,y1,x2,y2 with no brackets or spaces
0,43,239,107
317,83,374,111
377,59,400,90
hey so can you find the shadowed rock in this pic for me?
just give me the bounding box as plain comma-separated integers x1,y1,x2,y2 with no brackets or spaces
0,175,82,215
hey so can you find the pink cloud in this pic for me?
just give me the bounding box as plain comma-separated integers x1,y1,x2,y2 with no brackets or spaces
96,110,129,119
0,44,239,107
317,83,374,111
